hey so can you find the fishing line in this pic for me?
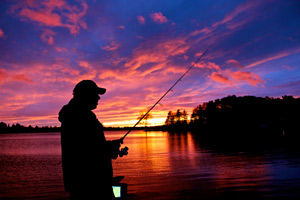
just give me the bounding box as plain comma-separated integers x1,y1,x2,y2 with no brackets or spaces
121,48,209,140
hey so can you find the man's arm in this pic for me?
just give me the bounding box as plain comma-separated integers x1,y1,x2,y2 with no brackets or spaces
106,139,122,159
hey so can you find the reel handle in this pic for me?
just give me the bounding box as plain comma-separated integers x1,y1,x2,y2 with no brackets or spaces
119,146,129,157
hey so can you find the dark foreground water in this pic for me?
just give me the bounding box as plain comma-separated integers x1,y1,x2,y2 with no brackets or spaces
0,131,300,200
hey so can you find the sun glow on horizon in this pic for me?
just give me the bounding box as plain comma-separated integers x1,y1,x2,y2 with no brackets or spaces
102,115,168,128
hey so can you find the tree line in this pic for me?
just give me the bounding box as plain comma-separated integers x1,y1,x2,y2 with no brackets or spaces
165,109,188,126
0,122,61,133
164,95,300,140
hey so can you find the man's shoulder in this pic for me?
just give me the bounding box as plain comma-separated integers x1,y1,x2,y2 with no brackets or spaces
59,104,98,122
58,104,73,123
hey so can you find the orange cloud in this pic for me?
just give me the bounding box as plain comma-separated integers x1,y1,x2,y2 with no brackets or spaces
150,12,168,24
137,15,145,24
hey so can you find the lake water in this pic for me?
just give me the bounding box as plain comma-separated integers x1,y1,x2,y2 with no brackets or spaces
1,131,300,200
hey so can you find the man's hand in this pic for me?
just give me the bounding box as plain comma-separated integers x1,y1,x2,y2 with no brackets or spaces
118,137,124,144
110,140,120,159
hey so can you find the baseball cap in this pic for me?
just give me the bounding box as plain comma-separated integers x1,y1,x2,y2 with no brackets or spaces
73,80,106,95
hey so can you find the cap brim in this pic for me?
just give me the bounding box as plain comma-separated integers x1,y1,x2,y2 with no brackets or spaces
98,87,106,95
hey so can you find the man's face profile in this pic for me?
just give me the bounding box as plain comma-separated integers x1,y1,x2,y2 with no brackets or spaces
84,92,101,110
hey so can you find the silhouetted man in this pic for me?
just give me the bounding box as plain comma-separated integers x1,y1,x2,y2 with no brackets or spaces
58,80,122,199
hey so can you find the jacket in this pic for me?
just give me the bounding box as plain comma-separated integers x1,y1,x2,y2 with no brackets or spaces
58,98,114,195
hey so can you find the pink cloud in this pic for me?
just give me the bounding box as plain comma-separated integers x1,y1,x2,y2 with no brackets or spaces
98,61,187,90
0,69,34,84
150,12,168,24
98,69,119,80
64,1,88,34
102,41,121,51
194,61,221,71
282,65,296,71
194,52,204,57
226,17,254,30
226,59,244,68
212,0,260,28
11,74,34,84
11,0,88,35
140,62,167,76
118,25,125,29
19,8,63,26
40,29,56,45
136,35,144,39
41,0,66,9
229,71,265,87
137,16,145,24
209,67,265,87
190,27,211,36
0,28,5,38
209,72,231,84
0,69,7,81
125,37,189,70
55,46,68,52
246,48,300,68
78,60,92,69
191,1,267,45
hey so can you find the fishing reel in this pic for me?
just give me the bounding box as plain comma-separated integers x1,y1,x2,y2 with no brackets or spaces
119,146,129,157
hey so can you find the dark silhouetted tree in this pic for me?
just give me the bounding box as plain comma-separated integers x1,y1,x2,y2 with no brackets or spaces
137,110,153,128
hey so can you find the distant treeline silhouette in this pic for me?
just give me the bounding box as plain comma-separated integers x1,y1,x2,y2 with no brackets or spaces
0,122,61,133
164,95,300,140
0,122,147,133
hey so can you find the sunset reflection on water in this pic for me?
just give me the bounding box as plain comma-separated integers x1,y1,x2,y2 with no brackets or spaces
108,130,300,199
0,131,300,199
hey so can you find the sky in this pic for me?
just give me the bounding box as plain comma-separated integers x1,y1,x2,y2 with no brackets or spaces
0,0,300,127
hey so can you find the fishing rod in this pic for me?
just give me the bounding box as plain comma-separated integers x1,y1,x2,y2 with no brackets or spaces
121,48,209,141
